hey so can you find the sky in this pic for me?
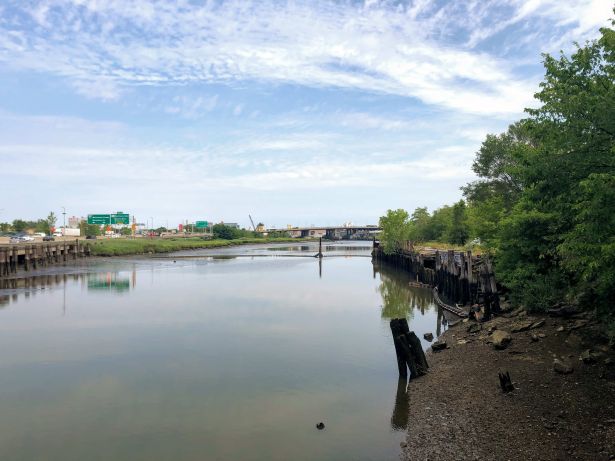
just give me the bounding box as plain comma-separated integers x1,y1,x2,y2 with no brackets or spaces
0,0,612,229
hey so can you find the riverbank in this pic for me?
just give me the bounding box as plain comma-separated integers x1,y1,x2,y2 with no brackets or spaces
87,237,305,256
401,309,615,460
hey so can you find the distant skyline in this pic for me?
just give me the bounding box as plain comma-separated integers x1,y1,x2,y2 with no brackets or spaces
0,0,611,229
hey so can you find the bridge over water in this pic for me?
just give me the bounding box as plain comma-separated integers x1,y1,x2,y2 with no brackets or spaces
268,225,381,239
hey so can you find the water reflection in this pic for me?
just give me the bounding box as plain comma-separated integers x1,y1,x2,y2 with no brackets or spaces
87,273,131,293
391,378,410,430
0,246,445,461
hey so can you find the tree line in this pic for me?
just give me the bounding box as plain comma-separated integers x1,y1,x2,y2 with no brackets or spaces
380,17,614,323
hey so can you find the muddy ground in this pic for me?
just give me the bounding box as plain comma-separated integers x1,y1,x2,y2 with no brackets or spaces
401,308,615,461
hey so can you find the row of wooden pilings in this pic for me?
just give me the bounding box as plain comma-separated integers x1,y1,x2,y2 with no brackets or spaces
372,240,500,318
0,241,91,278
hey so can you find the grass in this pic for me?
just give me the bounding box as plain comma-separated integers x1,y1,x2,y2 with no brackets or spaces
87,237,304,256
413,241,485,254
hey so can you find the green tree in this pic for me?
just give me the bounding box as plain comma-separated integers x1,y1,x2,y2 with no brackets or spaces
446,200,469,245
80,221,101,236
46,212,57,233
12,219,28,232
408,207,431,242
467,18,615,314
212,223,241,240
378,209,412,254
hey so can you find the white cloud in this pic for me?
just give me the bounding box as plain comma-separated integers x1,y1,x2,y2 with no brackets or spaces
1,0,608,114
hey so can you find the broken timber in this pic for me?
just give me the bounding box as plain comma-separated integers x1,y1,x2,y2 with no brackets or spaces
390,318,429,379
372,240,500,318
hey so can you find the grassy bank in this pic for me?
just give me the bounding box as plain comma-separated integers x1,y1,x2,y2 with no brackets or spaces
87,237,304,256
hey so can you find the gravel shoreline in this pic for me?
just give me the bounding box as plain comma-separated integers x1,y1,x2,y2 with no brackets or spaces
401,310,615,461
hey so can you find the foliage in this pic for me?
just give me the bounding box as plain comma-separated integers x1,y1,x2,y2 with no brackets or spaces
377,18,615,320
80,221,101,236
378,209,412,254
46,212,57,233
212,223,242,240
88,237,300,256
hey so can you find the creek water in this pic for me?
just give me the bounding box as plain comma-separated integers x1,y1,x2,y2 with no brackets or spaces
0,241,447,461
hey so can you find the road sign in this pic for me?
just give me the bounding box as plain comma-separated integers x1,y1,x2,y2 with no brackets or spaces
111,213,130,224
195,221,209,228
88,214,111,225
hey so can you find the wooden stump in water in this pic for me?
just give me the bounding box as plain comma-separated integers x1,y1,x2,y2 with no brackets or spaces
390,318,429,379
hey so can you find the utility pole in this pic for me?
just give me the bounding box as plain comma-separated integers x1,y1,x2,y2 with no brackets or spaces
62,206,66,236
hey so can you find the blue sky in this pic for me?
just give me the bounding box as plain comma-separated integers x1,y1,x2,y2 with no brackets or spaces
0,0,611,229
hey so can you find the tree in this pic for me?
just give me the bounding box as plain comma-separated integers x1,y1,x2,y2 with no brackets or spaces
80,221,101,236
213,223,240,240
378,209,412,254
46,212,57,233
12,219,28,232
466,17,615,314
408,207,431,242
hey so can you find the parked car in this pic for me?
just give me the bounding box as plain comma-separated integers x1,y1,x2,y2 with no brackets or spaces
43,235,55,241
85,235,97,240
9,235,34,243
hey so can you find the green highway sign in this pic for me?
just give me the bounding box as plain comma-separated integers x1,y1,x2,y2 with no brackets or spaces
111,213,130,225
88,213,130,225
195,221,209,228
88,214,111,225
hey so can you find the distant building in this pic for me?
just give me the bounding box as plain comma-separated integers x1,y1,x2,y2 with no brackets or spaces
68,216,81,229
221,222,240,229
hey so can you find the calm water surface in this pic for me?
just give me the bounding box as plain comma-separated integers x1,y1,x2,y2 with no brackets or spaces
0,242,446,461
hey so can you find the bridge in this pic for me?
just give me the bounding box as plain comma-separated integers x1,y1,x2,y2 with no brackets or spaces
268,225,381,240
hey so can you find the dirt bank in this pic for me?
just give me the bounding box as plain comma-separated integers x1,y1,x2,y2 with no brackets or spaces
401,309,615,461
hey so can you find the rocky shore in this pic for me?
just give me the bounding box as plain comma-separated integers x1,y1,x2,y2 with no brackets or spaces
401,308,615,461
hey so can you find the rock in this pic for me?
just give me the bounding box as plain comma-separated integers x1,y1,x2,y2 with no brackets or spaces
548,305,581,317
580,349,595,364
530,319,546,329
531,334,540,342
457,339,469,345
491,330,512,350
553,359,574,374
511,321,533,333
423,332,434,342
605,358,613,367
316,422,325,430
538,333,546,338
570,319,589,330
556,326,565,332
467,323,482,334
579,349,602,364
400,441,407,448
432,340,447,352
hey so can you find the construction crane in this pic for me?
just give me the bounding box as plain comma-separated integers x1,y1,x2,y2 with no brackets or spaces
249,214,256,231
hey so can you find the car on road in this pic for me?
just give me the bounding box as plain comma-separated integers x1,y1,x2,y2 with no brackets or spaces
9,235,34,243
85,235,97,240
43,235,55,241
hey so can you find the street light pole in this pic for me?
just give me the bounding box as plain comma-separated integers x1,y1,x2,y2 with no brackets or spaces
62,206,66,236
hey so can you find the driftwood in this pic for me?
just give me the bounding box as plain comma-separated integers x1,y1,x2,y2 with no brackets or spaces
390,318,429,379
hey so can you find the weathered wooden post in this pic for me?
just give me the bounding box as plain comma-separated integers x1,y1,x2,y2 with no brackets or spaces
315,237,323,258
390,318,429,379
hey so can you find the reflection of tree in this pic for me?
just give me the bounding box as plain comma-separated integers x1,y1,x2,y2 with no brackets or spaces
376,263,434,319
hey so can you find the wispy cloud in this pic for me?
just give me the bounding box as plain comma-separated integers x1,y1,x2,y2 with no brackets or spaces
0,1,610,115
